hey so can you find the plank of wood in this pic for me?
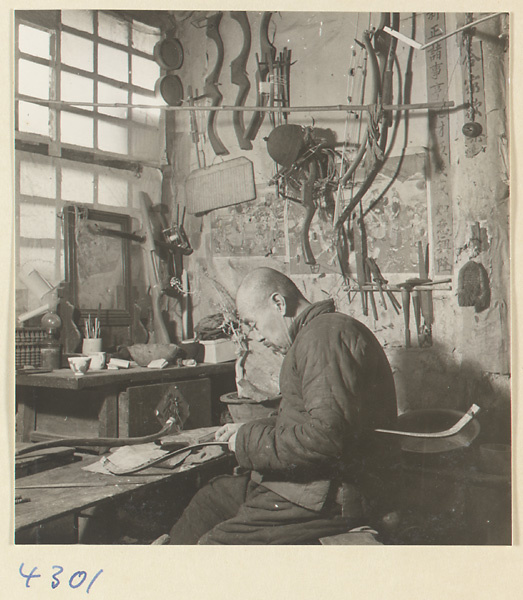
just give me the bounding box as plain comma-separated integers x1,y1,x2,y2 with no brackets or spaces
15,453,235,532
16,362,236,390
15,456,171,532
15,445,77,478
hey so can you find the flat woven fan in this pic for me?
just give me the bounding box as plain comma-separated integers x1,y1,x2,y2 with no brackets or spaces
457,260,490,312
185,157,256,215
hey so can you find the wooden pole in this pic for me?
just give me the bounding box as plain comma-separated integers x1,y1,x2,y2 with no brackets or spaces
25,98,455,113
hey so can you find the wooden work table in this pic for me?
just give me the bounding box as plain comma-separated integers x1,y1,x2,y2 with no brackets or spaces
16,362,236,443
15,450,236,543
16,362,236,390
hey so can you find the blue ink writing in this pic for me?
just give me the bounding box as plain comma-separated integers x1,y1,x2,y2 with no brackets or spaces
51,565,63,589
19,564,103,593
69,571,87,589
19,564,41,588
86,570,103,594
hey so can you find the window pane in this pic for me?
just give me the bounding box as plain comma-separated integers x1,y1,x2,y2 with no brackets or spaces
98,82,128,119
18,101,50,136
61,167,94,203
98,44,129,83
18,59,50,99
61,112,94,147
131,54,159,91
61,10,94,33
130,125,163,162
19,246,58,286
18,24,50,59
132,92,160,126
20,160,56,198
98,120,128,154
132,22,161,55
61,32,93,72
98,173,128,207
19,202,57,239
61,72,93,110
98,12,128,45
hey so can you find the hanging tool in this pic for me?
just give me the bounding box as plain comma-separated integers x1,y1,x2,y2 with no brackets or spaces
352,215,368,316
365,260,379,320
418,241,434,347
245,12,277,141
399,283,411,348
398,277,433,347
366,257,387,311
203,12,229,156
187,85,205,168
139,192,172,344
300,161,318,266
86,223,145,243
411,289,421,345
367,257,403,315
230,11,253,150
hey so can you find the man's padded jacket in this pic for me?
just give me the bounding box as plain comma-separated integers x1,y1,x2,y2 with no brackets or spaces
234,299,399,512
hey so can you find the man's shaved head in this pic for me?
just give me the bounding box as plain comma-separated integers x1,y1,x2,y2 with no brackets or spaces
236,267,307,321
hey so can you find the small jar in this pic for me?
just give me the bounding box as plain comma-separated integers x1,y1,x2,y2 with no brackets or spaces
40,341,62,370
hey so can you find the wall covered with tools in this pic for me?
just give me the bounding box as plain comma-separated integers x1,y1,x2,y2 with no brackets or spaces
154,10,509,440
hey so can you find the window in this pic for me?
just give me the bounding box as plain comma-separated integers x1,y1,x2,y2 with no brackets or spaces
15,10,164,315
15,10,164,160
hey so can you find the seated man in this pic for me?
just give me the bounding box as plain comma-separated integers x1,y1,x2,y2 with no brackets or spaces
169,267,400,545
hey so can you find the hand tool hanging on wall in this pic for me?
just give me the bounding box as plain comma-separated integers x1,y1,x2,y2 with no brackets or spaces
268,47,292,128
163,204,193,295
418,241,434,346
335,18,398,249
352,215,368,316
300,161,318,266
365,257,402,315
187,85,206,168
204,12,229,156
399,281,412,348
398,277,443,347
230,11,253,150
265,124,338,267
245,12,277,141
139,192,172,344
366,257,387,311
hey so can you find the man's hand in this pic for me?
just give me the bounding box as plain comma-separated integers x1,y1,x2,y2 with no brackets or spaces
214,423,242,452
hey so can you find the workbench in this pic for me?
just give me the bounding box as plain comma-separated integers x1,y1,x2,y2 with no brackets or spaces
16,363,236,443
15,450,236,544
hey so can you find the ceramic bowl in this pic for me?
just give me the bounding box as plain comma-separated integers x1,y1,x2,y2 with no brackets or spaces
68,356,92,376
127,343,180,367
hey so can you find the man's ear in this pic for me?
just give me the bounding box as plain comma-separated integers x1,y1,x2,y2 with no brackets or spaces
270,292,287,315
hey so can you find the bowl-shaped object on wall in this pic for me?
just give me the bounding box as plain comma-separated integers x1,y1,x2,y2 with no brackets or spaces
154,38,184,70
156,74,184,107
127,343,180,367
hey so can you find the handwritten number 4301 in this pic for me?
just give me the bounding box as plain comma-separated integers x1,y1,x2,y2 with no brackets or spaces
19,563,103,593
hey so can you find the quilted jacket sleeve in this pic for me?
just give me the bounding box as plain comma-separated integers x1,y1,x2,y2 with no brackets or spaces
234,321,368,475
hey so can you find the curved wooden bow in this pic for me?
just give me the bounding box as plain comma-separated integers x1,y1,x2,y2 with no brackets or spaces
204,12,229,156
230,11,252,150
335,18,396,234
245,12,277,141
